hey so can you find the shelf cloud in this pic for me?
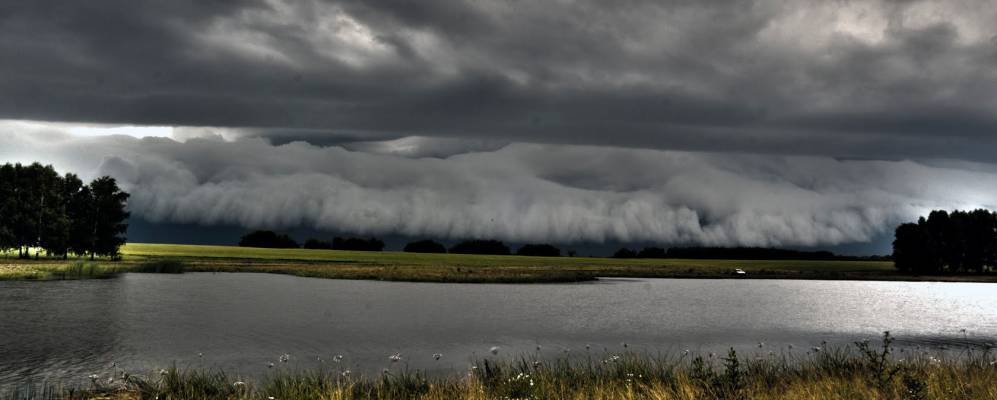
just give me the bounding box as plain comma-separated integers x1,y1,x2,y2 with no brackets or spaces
3,125,996,247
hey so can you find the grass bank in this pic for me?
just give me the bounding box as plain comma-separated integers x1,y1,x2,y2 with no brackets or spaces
3,243,997,283
0,260,125,280
11,334,997,399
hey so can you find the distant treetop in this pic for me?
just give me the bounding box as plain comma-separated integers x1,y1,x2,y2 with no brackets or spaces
449,239,510,255
303,238,334,250
516,243,561,257
332,236,384,252
403,239,447,253
238,230,299,249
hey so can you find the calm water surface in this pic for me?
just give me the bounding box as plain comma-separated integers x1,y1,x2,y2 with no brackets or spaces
1,273,995,386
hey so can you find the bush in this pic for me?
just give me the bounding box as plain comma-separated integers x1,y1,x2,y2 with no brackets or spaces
613,248,637,258
238,231,299,248
303,238,334,249
332,237,384,251
403,239,447,253
449,240,510,255
637,247,667,258
515,244,561,257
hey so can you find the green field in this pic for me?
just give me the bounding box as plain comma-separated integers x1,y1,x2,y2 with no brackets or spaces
6,242,995,283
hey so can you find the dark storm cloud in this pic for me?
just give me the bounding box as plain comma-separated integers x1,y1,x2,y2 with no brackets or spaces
2,0,997,160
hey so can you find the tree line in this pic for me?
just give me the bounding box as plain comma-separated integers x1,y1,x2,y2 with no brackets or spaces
0,162,130,259
610,246,888,261
238,231,386,251
893,209,997,274
237,231,568,256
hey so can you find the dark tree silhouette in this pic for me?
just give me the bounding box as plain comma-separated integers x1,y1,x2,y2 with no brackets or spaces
38,167,70,258
0,163,128,259
612,248,637,258
238,230,299,248
893,222,932,273
403,239,447,253
332,237,384,251
892,209,997,274
64,174,94,257
637,247,667,258
89,177,130,259
516,243,561,257
0,163,15,255
663,247,838,260
449,239,510,255
303,238,334,249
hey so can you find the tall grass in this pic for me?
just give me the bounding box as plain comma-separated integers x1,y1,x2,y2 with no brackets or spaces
0,259,189,281
0,261,121,280
15,334,996,399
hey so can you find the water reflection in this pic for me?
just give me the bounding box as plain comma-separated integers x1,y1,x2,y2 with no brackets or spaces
1,280,120,385
1,273,995,387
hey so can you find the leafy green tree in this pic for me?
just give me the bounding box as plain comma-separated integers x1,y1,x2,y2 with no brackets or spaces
403,239,447,253
332,236,384,251
892,222,933,273
0,162,128,260
516,243,561,257
12,163,41,257
38,165,69,257
9,163,65,258
637,247,667,258
448,239,510,255
239,230,299,248
303,238,333,249
64,173,95,258
612,248,637,258
0,163,16,255
89,176,130,259
893,209,997,274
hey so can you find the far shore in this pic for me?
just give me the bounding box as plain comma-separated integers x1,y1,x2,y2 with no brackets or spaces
2,243,996,283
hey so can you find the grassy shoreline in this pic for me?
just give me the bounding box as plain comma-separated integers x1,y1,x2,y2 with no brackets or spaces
3,243,997,283
9,336,997,399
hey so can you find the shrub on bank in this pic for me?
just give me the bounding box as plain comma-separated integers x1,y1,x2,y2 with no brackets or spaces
238,231,299,249
516,244,561,257
303,238,334,249
449,240,510,255
403,239,447,253
332,237,384,252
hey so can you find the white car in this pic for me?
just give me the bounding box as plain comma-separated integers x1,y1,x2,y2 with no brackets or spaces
734,268,747,276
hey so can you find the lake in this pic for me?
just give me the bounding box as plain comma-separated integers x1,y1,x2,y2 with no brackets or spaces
2,273,995,388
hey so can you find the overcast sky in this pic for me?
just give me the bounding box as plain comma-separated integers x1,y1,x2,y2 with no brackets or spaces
3,0,997,252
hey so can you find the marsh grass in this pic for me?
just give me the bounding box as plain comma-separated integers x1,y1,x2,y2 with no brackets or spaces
0,258,189,281
4,242,997,283
117,243,997,283
17,334,996,399
0,261,121,280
